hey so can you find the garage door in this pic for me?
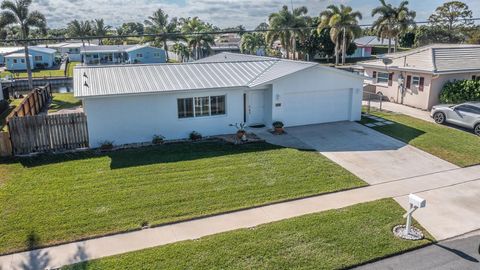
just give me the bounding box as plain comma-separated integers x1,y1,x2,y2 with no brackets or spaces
283,89,352,126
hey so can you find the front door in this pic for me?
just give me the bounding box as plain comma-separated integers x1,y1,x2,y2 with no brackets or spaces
248,90,265,125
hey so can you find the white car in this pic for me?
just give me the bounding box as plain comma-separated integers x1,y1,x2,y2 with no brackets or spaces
431,102,480,136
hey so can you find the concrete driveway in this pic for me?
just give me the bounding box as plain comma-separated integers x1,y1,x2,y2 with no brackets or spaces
285,122,458,184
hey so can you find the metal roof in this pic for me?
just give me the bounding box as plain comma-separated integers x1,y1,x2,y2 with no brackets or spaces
74,52,357,98
359,44,480,73
28,47,57,54
354,36,396,47
80,45,135,53
0,47,22,55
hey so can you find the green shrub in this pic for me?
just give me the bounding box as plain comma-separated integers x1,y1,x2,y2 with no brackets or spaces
189,131,202,141
440,80,480,104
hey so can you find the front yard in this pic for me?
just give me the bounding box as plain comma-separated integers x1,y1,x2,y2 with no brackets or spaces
0,141,365,254
0,61,80,79
361,111,480,167
64,199,432,270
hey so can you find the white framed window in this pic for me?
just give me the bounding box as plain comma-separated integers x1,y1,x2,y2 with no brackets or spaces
177,95,226,118
412,76,420,87
377,72,389,84
153,52,161,58
34,56,43,61
13,59,17,64
136,53,143,58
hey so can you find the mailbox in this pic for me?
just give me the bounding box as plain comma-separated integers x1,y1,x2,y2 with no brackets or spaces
408,194,426,208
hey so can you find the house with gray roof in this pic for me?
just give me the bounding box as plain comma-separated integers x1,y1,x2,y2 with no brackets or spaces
359,44,480,110
74,52,364,147
80,44,166,65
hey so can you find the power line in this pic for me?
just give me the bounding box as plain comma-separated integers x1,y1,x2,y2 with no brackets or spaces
3,17,480,43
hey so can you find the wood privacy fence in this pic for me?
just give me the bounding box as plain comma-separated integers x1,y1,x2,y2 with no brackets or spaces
8,113,89,155
7,84,52,119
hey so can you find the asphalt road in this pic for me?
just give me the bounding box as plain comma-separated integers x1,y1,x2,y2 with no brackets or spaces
353,233,480,270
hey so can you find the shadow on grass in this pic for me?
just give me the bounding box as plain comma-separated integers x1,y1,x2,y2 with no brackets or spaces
364,119,426,143
49,100,81,112
16,141,284,169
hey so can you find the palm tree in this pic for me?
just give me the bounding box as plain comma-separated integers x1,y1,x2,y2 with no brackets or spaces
144,9,179,62
180,17,214,60
266,5,309,60
240,33,265,55
317,4,362,65
67,20,92,46
372,0,416,53
92,18,110,45
0,0,46,89
172,42,190,62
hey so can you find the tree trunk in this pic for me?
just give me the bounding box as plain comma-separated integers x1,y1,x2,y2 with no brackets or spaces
164,40,169,62
292,33,296,60
24,44,34,90
335,36,339,66
388,38,392,53
342,27,347,65
394,36,398,53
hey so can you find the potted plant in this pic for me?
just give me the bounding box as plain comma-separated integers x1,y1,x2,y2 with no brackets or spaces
230,123,247,141
272,121,284,134
152,134,165,145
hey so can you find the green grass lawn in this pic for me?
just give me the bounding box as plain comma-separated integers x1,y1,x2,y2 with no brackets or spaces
64,199,432,270
0,61,80,79
48,93,81,113
362,111,480,167
0,141,365,254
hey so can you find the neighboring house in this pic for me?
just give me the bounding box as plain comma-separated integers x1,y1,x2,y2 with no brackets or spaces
359,44,480,110
37,42,98,62
74,52,364,147
0,47,23,65
352,36,397,59
80,45,166,65
211,33,241,55
4,47,57,71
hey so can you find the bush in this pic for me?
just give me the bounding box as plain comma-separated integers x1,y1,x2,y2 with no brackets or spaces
272,121,284,128
99,140,114,151
152,134,165,145
440,80,480,104
189,131,202,141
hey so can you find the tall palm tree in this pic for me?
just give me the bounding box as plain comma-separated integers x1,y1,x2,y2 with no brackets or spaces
67,20,92,46
372,0,416,53
266,5,309,60
144,9,178,62
180,17,214,60
240,33,265,55
92,18,110,45
317,4,362,65
172,42,190,62
0,0,46,89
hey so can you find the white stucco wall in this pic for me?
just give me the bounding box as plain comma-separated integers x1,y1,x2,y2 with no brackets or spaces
430,72,480,107
83,88,246,147
271,66,363,127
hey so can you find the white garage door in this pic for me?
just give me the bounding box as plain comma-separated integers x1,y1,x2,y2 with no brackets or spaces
283,89,352,126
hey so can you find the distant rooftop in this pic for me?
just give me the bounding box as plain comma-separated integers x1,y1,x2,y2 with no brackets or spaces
355,36,396,47
359,44,480,74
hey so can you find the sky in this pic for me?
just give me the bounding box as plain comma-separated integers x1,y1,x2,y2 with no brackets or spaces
31,0,480,29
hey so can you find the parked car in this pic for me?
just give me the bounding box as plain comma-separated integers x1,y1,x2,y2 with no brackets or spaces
431,102,480,136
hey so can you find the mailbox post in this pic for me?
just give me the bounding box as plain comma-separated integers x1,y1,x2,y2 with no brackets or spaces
393,194,426,240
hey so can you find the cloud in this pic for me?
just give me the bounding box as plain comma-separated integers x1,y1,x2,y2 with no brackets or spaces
30,0,480,29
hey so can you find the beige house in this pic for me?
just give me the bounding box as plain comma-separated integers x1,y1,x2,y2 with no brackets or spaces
359,44,480,110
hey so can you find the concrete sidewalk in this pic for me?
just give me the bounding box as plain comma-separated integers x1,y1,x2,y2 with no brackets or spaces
363,100,434,123
1,165,479,270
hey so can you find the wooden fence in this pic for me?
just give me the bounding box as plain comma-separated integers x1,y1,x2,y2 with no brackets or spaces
8,113,89,155
7,84,52,119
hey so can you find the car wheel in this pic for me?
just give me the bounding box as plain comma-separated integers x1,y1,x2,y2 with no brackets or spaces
475,124,480,136
433,112,446,124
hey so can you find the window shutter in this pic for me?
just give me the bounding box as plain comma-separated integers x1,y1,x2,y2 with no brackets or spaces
419,77,425,91
406,75,412,89
388,73,394,86
372,71,377,78
473,75,477,81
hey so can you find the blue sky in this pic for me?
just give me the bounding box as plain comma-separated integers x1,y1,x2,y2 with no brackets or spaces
32,0,480,29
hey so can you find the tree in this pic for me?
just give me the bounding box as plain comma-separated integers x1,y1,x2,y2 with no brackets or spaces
172,42,190,62
255,22,269,31
414,25,463,47
0,0,47,89
144,9,179,61
67,20,92,46
266,5,309,60
92,19,110,45
120,22,144,35
240,33,265,54
318,4,362,65
180,17,214,60
428,1,473,43
222,25,246,36
372,0,416,53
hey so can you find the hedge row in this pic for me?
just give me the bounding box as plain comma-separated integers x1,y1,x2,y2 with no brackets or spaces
440,79,480,104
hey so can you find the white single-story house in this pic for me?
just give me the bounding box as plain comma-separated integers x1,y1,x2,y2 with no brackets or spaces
359,44,480,110
36,42,97,61
4,47,57,71
74,53,364,147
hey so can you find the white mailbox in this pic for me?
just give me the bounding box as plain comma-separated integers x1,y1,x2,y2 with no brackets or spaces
409,194,426,208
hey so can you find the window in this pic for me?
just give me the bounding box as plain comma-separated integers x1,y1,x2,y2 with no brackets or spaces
136,53,143,58
153,53,161,58
34,56,43,61
177,95,226,118
377,72,389,84
21,59,25,63
456,105,480,114
412,76,421,86
13,59,17,64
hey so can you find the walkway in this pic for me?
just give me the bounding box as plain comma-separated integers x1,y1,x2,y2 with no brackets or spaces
1,165,479,269
362,100,434,123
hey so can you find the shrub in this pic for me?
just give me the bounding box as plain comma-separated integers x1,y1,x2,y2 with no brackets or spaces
189,131,202,141
99,140,114,151
440,80,480,104
272,121,284,128
152,134,165,144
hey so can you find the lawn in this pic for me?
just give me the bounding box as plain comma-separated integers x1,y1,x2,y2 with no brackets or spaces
48,92,81,113
0,141,365,254
0,61,80,79
64,199,432,270
361,111,480,167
